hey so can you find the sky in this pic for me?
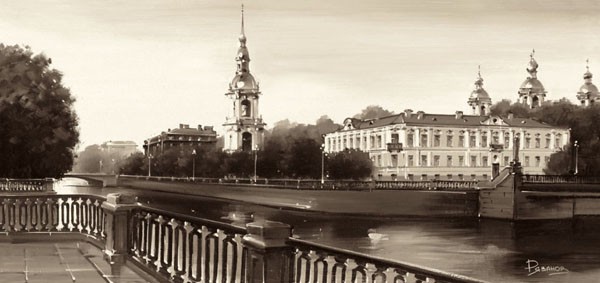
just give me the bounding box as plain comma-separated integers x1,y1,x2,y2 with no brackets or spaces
2,0,600,149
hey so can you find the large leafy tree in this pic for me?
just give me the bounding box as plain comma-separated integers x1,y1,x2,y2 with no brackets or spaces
0,44,78,178
327,149,373,180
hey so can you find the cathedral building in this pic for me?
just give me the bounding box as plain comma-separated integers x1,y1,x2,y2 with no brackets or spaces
324,61,570,180
222,5,266,152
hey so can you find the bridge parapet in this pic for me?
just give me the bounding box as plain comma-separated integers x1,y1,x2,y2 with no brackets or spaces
0,178,55,194
523,174,600,184
120,175,479,191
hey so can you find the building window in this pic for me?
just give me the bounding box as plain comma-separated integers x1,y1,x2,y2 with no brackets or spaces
446,136,453,147
535,138,540,148
504,136,510,146
459,136,465,147
504,156,510,166
447,156,453,167
555,138,560,148
408,155,414,167
391,155,398,167
433,155,440,167
377,135,382,148
470,156,477,167
481,136,488,148
525,138,531,148
407,134,414,147
363,137,367,149
343,139,347,149
493,135,499,144
420,134,428,147
459,156,465,166
356,137,361,149
421,155,428,166
434,135,441,147
469,136,476,147
370,136,375,149
482,156,488,167
545,156,550,164
535,156,541,167
545,138,550,149
391,133,399,143
525,156,530,167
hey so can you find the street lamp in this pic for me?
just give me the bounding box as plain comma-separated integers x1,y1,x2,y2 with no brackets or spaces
574,140,579,175
321,146,326,184
192,149,197,179
253,144,259,182
147,154,153,177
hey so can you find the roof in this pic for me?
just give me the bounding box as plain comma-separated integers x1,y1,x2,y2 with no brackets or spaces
338,112,566,133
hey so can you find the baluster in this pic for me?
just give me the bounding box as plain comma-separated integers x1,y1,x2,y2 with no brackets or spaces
170,219,186,283
187,224,203,282
145,213,159,270
23,198,34,231
295,249,311,283
370,264,387,283
72,198,82,232
351,260,367,283
81,199,91,234
157,215,171,277
221,232,239,283
13,198,23,231
331,256,348,283
3,198,15,231
312,251,331,283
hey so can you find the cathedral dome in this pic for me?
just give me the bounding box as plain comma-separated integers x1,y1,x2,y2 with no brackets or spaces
519,77,545,92
231,73,258,91
579,83,599,95
469,88,491,102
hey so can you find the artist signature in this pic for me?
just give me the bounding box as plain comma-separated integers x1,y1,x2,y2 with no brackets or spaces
525,259,569,276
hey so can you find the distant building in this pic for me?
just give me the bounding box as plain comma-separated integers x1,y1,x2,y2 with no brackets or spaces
325,111,569,180
576,59,599,106
325,58,570,180
143,124,217,156
222,5,266,153
100,141,138,157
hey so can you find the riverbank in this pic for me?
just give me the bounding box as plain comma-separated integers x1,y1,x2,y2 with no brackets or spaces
116,177,479,217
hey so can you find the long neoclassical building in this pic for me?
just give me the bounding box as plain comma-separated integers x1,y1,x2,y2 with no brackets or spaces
324,54,570,180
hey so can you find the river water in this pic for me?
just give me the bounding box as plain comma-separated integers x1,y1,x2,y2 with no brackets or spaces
60,181,600,282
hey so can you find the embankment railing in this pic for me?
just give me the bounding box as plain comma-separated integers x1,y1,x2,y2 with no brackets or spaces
120,175,479,191
0,178,55,193
523,174,600,184
0,191,485,283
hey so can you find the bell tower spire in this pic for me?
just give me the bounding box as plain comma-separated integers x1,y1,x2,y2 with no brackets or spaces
223,4,266,153
518,49,546,108
576,59,599,106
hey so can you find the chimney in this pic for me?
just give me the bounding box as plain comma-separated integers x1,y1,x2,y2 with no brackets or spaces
198,124,202,130
416,111,425,120
404,109,413,118
455,111,463,119
204,126,214,131
507,113,514,119
179,124,185,129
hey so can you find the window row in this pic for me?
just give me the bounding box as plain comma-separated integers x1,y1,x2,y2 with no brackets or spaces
374,154,549,168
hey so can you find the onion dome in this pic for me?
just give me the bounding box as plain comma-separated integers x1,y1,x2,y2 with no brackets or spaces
519,49,547,95
577,59,599,101
468,66,492,103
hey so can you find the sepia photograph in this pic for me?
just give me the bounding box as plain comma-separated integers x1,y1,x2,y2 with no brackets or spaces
1,0,600,282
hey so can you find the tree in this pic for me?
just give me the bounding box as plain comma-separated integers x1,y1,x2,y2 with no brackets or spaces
0,44,79,178
118,152,146,175
288,138,321,178
327,149,372,180
353,105,395,120
489,99,530,118
72,145,103,173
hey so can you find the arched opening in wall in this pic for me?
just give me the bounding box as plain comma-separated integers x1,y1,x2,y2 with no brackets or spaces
582,100,586,105
242,132,252,152
241,99,251,117
480,105,486,115
531,96,539,108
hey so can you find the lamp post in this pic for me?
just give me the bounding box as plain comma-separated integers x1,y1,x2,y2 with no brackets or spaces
320,144,325,184
574,140,579,175
253,144,258,183
192,149,197,179
147,154,153,177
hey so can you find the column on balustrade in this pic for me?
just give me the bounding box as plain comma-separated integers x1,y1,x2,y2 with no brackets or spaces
101,193,138,264
242,221,293,283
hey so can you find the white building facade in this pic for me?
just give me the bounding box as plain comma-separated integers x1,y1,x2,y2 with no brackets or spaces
324,111,569,180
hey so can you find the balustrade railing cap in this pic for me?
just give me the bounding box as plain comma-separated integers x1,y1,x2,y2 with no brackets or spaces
106,193,137,205
246,220,291,239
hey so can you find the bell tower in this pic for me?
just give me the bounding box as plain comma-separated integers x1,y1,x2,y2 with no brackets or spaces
517,49,547,109
223,5,266,152
467,65,492,116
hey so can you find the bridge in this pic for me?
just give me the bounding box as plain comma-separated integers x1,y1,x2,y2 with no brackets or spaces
64,172,118,187
0,184,486,283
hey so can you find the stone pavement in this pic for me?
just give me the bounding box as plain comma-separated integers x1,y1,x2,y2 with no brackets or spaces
0,241,149,283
